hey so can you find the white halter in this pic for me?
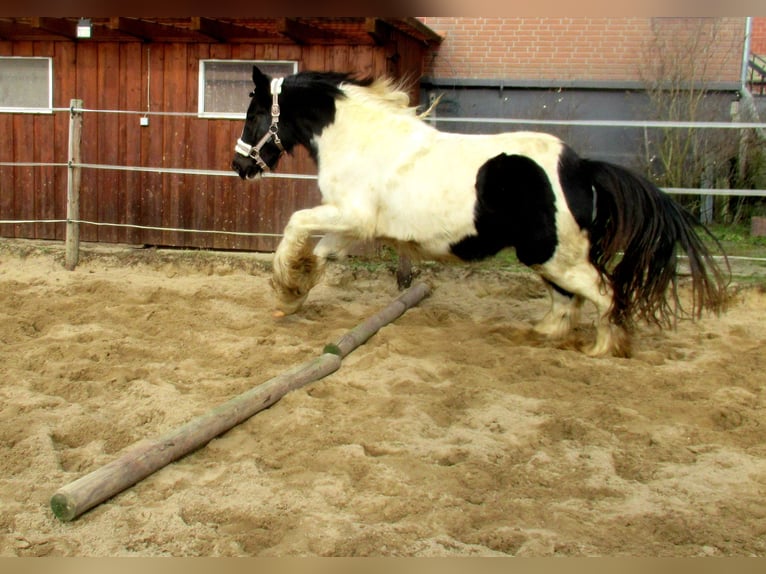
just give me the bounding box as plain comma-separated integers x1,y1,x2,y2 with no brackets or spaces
234,77,285,172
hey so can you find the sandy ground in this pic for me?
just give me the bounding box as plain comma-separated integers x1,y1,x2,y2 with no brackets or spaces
0,239,765,557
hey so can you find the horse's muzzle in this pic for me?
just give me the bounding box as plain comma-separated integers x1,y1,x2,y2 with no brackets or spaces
231,155,259,180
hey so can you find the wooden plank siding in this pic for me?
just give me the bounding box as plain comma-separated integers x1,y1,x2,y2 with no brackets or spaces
0,33,428,251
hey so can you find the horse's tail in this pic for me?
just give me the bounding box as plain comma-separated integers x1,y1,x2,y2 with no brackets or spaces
584,159,729,329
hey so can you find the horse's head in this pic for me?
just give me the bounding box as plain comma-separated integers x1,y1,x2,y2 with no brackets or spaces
231,66,287,180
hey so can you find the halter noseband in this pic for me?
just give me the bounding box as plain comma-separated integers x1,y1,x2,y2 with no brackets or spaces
235,77,285,172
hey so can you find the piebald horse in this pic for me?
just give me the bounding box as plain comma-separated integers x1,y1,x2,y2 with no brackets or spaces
232,67,728,357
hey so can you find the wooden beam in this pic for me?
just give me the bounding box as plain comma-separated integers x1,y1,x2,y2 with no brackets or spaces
366,17,444,47
0,18,36,40
30,17,77,39
191,17,238,42
392,17,444,45
190,17,277,43
276,18,350,45
365,17,391,46
107,17,206,42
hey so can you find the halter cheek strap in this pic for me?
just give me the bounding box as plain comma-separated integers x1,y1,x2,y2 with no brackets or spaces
235,77,285,172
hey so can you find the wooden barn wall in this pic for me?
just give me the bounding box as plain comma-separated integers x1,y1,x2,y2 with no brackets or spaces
0,35,426,251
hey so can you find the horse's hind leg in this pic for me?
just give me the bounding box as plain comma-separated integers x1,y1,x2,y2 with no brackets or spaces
538,260,629,357
534,279,583,339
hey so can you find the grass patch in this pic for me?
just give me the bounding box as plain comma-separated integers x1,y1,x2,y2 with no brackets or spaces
706,223,766,257
341,226,765,287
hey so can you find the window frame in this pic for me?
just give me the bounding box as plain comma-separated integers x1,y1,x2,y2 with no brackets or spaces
0,56,54,114
197,59,298,119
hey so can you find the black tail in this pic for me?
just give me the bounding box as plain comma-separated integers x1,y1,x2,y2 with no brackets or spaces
585,160,729,329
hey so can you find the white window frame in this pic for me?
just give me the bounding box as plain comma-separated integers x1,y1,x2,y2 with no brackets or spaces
198,59,298,119
0,56,54,114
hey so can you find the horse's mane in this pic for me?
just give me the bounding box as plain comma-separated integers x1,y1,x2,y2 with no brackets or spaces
341,77,415,114
285,71,432,119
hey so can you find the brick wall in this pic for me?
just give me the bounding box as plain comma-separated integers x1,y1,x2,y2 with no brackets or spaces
752,17,766,54
420,17,745,84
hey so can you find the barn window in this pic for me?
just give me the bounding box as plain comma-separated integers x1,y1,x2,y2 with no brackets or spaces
0,57,53,113
198,60,298,119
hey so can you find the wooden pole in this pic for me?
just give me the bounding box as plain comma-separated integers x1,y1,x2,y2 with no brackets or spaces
50,282,431,522
51,353,342,522
65,99,83,271
329,281,430,358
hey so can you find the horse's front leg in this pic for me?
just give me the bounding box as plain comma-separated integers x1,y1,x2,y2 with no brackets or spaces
272,205,356,315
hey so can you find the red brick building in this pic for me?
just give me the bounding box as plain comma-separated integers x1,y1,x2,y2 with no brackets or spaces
419,17,745,84
416,17,754,171
751,16,766,54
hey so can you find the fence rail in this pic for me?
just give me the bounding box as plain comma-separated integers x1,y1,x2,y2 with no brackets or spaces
426,116,766,130
1,102,765,269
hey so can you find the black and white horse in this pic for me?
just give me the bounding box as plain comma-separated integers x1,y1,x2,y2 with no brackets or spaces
232,67,728,357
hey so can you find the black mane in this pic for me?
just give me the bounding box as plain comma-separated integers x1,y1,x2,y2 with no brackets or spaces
275,71,374,159
284,70,373,93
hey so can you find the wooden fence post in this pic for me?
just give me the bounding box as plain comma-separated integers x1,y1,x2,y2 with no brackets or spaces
65,99,83,271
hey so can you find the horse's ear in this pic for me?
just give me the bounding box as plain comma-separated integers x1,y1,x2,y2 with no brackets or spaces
252,66,270,99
